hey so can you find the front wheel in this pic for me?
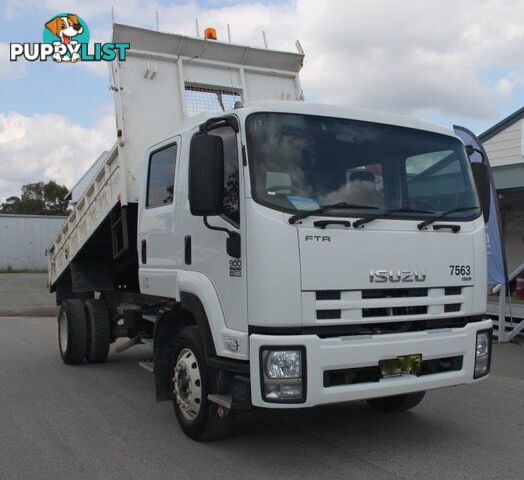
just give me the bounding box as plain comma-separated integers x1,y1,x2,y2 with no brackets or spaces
171,326,232,441
367,391,426,412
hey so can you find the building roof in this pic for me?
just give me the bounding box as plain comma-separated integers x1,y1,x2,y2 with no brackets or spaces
479,106,524,142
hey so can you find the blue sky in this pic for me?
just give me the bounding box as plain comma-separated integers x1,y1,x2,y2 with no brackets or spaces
0,0,291,129
1,0,523,200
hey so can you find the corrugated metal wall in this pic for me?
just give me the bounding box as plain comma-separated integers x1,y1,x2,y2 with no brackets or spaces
0,215,66,271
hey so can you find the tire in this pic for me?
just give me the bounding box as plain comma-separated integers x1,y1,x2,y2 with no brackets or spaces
367,391,426,413
84,299,111,364
171,326,232,441
58,299,87,365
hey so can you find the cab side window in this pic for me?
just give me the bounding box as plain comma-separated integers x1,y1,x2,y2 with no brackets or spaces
146,144,177,208
210,127,240,225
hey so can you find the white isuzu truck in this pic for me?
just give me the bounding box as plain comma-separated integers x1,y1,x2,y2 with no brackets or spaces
49,23,493,440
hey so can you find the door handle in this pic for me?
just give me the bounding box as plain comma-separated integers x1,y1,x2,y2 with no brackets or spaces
141,239,147,264
184,236,192,265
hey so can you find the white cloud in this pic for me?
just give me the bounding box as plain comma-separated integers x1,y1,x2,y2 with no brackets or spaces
0,43,26,79
496,75,519,96
0,111,114,202
5,0,524,121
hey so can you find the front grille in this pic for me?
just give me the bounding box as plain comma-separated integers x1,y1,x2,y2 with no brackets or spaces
317,309,341,320
313,286,465,323
445,287,462,296
316,290,341,301
362,288,428,299
444,303,461,313
249,316,485,337
363,305,427,318
323,355,464,387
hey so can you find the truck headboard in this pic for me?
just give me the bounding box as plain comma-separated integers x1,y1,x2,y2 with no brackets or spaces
111,23,305,203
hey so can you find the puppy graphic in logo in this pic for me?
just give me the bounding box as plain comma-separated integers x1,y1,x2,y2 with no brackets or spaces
45,14,84,62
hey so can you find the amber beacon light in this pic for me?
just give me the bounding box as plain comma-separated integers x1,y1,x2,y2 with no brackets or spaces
204,27,217,40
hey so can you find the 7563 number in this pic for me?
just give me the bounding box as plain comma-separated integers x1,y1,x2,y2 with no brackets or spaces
449,265,471,276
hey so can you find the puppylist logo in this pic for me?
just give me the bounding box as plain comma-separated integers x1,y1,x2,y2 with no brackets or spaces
10,13,130,63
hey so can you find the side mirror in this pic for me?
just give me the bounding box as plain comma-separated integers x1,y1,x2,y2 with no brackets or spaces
226,232,241,258
188,135,224,216
465,144,475,157
470,163,490,223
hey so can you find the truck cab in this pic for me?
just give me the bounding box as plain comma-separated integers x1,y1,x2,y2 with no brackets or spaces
140,100,492,410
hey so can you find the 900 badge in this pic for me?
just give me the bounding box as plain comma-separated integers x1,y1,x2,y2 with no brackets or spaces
229,259,242,277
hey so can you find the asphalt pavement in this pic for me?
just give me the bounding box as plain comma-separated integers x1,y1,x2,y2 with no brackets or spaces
0,273,56,316
0,274,523,480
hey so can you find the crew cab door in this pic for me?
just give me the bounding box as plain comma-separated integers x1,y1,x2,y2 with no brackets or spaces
138,137,181,296
184,121,248,333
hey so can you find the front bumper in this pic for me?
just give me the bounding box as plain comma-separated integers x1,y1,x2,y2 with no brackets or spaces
249,319,492,408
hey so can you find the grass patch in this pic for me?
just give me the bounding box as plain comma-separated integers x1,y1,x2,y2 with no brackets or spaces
0,266,48,273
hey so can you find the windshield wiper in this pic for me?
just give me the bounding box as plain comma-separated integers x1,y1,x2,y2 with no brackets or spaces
417,206,479,230
288,202,378,225
353,207,435,228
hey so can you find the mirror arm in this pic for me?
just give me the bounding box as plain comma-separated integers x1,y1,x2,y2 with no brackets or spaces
203,215,236,238
203,216,241,259
199,115,239,134
203,215,232,235
465,145,486,162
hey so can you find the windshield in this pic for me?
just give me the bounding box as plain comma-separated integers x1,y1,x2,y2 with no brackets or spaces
245,113,480,220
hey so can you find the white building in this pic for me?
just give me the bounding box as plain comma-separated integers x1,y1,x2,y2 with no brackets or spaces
480,107,524,273
0,214,66,271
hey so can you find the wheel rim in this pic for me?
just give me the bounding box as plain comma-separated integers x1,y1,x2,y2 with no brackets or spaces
59,312,68,353
173,348,202,421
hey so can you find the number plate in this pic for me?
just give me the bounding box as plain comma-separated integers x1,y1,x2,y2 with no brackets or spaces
379,354,422,378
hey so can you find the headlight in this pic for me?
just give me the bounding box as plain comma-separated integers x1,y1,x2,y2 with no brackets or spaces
476,332,490,357
264,350,302,378
260,347,306,403
474,329,492,379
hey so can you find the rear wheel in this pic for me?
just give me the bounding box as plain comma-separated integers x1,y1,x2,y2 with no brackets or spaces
367,391,426,412
58,299,87,365
171,326,232,441
85,299,111,364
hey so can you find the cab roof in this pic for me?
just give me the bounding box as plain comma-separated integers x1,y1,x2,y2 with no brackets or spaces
166,101,458,143
236,101,457,138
